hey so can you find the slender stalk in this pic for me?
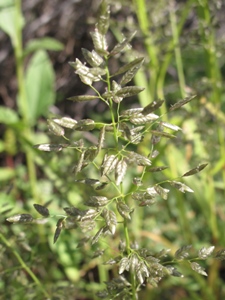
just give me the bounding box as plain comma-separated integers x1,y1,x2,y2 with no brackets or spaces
14,0,38,201
133,0,159,100
0,232,50,299
169,0,186,98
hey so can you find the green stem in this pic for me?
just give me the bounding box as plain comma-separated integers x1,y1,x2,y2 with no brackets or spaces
14,0,38,201
0,232,50,298
169,0,186,98
133,0,159,100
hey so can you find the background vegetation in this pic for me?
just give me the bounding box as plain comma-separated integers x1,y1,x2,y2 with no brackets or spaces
1,0,225,299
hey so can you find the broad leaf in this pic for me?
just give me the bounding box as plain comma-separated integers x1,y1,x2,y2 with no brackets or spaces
24,50,55,124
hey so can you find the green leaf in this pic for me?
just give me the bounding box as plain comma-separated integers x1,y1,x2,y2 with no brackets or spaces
68,95,99,103
33,204,49,217
0,106,19,124
0,2,24,45
24,37,64,57
0,167,15,181
182,163,208,177
24,50,55,124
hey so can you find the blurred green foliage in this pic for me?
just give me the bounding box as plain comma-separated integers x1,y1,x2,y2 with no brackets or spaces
1,0,225,299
